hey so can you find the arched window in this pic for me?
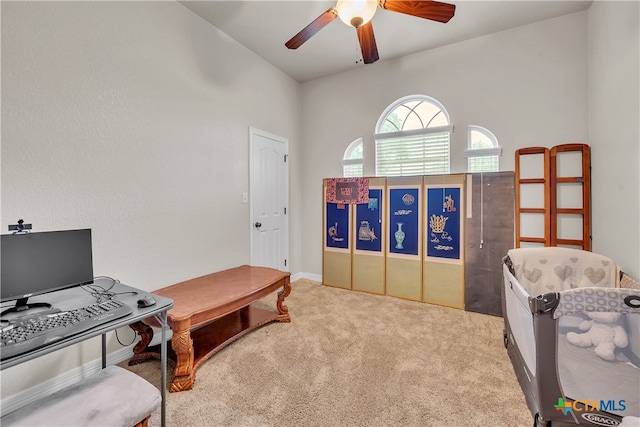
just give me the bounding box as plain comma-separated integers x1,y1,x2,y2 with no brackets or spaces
341,138,364,177
465,125,502,172
374,95,453,176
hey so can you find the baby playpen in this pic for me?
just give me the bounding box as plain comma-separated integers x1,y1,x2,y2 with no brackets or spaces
502,247,640,427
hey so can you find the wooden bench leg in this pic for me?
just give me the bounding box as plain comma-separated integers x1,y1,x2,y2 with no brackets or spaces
276,280,292,322
128,321,157,366
170,327,195,392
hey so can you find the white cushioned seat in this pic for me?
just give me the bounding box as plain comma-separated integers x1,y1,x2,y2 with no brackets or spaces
1,365,160,427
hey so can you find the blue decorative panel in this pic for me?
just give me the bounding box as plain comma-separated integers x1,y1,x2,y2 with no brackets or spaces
356,189,382,252
326,203,349,249
389,188,419,256
426,187,461,259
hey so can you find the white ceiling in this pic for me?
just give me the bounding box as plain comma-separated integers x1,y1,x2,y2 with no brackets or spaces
179,1,592,83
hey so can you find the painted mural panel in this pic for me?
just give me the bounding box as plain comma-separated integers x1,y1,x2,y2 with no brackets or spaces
325,178,369,204
389,188,419,256
427,187,461,259
356,188,382,252
326,203,349,249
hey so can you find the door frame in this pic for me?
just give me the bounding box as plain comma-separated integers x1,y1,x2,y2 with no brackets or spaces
249,127,290,270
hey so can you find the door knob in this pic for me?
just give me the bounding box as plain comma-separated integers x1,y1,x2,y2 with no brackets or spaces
254,222,262,229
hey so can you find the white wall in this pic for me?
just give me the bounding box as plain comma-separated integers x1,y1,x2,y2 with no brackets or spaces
0,2,301,398
300,12,591,276
588,1,640,278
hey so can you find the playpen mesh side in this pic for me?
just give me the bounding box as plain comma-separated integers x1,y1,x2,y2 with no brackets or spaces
555,287,640,418
503,264,537,376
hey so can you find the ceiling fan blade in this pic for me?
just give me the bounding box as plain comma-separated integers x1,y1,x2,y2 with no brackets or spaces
379,0,456,23
285,8,338,49
356,21,379,64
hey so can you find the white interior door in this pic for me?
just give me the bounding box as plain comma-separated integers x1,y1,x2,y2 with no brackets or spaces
249,127,289,271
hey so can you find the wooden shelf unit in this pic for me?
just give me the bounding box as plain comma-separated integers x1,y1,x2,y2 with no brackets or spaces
515,144,591,250
549,143,591,250
515,147,551,247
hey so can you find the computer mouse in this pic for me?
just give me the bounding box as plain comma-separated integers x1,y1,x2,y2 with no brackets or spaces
137,295,156,308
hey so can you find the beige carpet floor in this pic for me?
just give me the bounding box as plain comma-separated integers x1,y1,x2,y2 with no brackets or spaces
122,279,532,427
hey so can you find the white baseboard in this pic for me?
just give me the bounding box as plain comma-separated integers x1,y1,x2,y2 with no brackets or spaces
291,271,322,283
1,271,321,416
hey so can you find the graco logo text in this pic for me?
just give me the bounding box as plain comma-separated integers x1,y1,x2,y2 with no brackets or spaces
581,413,620,426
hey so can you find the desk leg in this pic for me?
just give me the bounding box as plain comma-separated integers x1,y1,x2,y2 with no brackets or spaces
101,334,107,369
155,310,169,427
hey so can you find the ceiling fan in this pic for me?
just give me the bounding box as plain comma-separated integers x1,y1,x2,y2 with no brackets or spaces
285,0,456,64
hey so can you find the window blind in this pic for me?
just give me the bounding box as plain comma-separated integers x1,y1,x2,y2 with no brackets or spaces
343,164,363,178
468,156,499,173
464,147,501,173
375,129,450,176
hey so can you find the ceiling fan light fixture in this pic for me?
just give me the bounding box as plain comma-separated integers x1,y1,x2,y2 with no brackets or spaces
336,0,378,28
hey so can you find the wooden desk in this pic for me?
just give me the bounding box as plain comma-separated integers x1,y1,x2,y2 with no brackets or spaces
129,265,291,392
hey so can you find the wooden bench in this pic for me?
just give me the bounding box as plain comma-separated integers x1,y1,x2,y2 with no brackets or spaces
0,366,161,427
129,265,291,392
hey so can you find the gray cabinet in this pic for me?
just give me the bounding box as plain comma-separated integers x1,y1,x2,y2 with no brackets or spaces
464,172,515,316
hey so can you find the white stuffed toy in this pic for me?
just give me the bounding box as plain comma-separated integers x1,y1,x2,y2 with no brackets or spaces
566,312,628,361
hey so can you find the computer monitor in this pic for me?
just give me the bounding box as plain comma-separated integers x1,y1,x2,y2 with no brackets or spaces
1,229,94,316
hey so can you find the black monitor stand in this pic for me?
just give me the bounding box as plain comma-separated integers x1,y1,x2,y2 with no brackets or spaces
1,298,53,318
